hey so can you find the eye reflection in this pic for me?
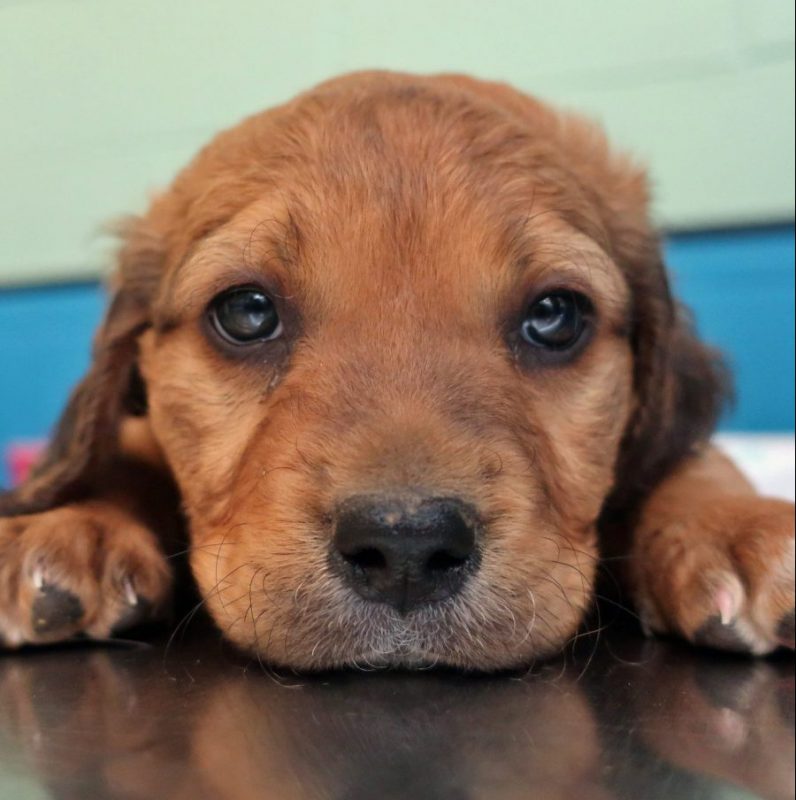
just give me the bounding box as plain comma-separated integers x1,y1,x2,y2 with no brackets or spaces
209,287,282,344
521,291,589,350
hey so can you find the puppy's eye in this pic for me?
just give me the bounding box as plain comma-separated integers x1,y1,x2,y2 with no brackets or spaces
521,291,589,350
209,287,282,344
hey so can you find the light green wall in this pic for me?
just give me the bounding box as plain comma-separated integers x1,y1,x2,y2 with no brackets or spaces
1,0,793,284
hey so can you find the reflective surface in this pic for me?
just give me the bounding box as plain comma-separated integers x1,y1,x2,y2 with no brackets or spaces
0,622,793,800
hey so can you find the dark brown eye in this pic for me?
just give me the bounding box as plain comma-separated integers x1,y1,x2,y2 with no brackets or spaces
521,291,589,350
209,287,282,344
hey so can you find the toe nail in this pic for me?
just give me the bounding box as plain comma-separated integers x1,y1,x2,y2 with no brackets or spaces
715,587,740,626
31,585,84,635
31,564,45,590
121,576,138,607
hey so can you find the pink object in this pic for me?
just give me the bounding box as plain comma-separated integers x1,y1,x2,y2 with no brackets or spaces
6,441,47,487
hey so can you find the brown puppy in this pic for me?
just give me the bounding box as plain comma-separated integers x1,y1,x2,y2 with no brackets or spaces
0,72,793,669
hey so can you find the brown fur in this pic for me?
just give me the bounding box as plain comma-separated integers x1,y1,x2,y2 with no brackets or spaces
0,71,793,668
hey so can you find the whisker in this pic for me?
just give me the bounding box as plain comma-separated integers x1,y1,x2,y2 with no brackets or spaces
165,540,237,561
162,560,252,665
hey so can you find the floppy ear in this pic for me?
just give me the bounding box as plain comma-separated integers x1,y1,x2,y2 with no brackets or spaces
608,241,730,516
0,219,163,517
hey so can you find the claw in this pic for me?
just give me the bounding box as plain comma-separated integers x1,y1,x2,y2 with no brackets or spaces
710,573,744,626
716,588,739,626
31,563,45,590
122,575,138,607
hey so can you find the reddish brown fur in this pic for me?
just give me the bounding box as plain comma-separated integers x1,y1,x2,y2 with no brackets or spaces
0,72,793,668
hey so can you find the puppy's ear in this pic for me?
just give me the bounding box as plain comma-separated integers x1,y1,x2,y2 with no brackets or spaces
609,240,730,515
0,218,164,516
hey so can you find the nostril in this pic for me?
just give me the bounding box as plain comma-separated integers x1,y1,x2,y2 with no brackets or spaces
425,549,470,573
342,547,388,572
332,495,479,611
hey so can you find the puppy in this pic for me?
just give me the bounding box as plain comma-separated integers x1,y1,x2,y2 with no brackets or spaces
1,72,793,669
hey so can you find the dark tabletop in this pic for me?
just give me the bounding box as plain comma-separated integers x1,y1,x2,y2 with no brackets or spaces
0,618,793,800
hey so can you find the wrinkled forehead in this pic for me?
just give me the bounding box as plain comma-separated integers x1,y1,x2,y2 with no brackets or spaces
155,190,629,332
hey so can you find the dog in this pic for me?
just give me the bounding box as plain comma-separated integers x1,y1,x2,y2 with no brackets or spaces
1,72,793,669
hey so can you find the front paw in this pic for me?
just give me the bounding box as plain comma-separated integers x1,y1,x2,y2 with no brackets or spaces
0,502,171,647
633,496,794,655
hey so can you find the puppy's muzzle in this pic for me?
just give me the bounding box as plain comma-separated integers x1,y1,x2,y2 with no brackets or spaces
331,495,479,613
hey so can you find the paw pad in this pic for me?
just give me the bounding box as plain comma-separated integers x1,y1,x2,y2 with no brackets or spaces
31,584,84,635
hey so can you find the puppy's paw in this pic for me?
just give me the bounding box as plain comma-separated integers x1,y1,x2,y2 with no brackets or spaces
633,496,794,655
0,502,171,647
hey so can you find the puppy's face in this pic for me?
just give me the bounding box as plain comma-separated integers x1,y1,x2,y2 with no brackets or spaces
136,77,637,669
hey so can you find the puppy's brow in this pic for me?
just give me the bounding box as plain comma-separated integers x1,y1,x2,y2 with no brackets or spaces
508,229,633,337
153,209,304,332
242,212,303,273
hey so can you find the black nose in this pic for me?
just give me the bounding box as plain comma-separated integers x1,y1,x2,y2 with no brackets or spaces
332,496,478,613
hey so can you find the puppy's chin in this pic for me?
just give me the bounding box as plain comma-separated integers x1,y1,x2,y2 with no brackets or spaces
199,569,592,672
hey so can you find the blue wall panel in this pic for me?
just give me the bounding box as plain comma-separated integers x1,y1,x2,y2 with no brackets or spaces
665,226,795,431
0,226,793,488
0,283,104,487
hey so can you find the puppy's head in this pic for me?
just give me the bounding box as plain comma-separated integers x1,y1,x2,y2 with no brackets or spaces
8,73,725,669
